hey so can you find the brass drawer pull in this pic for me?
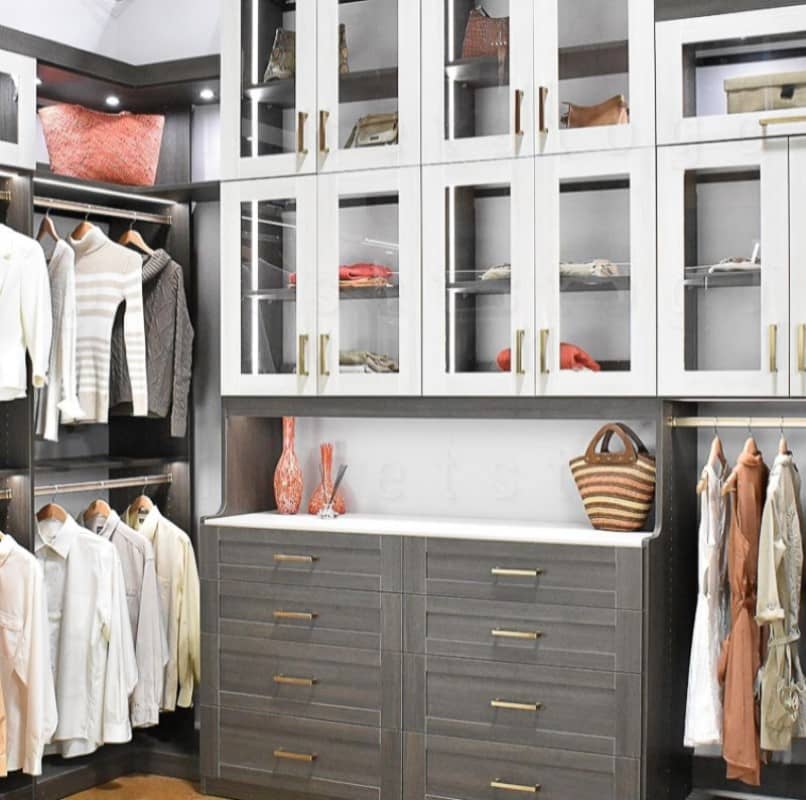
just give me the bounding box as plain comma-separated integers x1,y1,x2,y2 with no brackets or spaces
273,610,318,621
319,110,330,154
760,114,806,127
298,334,309,377
319,334,330,377
515,329,526,375
297,111,309,155
274,749,317,763
514,89,524,137
538,85,549,134
491,628,541,640
491,780,540,794
539,329,550,375
769,323,778,373
799,324,806,372
274,674,317,687
491,567,543,578
273,553,318,564
491,699,542,712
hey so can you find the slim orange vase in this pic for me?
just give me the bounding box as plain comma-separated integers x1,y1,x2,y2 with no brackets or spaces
308,443,346,515
274,417,303,514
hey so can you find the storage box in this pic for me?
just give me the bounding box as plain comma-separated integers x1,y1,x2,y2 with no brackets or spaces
725,70,806,114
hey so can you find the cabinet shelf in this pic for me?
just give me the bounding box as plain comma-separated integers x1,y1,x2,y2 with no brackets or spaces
445,57,509,89
246,285,400,302
447,275,631,295
559,39,629,81
683,266,761,289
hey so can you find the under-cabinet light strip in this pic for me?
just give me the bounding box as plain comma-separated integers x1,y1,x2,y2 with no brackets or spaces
34,177,177,207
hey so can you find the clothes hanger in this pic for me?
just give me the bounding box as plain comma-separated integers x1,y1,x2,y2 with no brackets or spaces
71,208,94,241
722,419,760,496
36,208,61,244
698,419,727,495
118,216,154,256
779,417,790,456
36,502,68,522
130,482,154,522
84,498,112,520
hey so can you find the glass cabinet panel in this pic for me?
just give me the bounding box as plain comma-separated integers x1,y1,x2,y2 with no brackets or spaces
0,49,35,170
658,140,789,397
0,71,18,147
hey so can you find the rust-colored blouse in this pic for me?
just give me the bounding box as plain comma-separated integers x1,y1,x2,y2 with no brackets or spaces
719,450,768,786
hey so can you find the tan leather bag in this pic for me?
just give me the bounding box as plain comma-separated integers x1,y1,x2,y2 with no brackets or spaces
345,113,399,148
461,7,509,60
562,94,629,129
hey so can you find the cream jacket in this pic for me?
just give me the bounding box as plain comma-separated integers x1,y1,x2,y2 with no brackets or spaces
0,534,57,775
124,506,200,710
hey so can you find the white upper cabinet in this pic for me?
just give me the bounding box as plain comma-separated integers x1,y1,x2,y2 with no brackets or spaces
658,139,790,397
657,6,806,146
0,49,36,171
534,0,654,155
536,148,656,396
421,0,534,165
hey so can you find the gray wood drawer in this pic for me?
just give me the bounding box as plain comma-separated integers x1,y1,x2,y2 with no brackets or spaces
405,538,643,610
219,581,402,652
218,708,401,800
218,635,401,729
405,595,642,673
214,528,403,591
404,732,640,800
404,655,640,757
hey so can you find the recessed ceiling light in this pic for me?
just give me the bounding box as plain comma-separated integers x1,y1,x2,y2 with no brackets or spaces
199,87,215,101
105,94,121,108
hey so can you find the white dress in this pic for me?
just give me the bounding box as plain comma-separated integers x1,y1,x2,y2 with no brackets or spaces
684,461,729,747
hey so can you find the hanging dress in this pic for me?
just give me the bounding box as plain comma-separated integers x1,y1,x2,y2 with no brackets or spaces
719,450,768,786
684,461,730,747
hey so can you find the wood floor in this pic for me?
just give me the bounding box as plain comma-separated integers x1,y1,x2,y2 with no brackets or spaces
67,775,225,799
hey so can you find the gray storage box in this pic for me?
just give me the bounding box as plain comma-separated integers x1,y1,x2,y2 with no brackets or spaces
725,70,806,114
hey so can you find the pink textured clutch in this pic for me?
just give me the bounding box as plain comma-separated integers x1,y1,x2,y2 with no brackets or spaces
39,104,165,187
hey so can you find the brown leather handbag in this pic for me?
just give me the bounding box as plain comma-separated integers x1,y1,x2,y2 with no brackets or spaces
562,94,629,129
461,7,509,60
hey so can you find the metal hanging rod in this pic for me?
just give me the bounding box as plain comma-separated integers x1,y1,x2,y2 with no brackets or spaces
35,473,173,497
668,416,806,429
33,196,173,226
0,488,11,501
0,190,10,203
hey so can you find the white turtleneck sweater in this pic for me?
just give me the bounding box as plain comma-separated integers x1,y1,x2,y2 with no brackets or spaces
68,227,148,422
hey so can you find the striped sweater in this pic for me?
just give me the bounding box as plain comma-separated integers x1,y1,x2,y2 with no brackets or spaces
67,227,148,422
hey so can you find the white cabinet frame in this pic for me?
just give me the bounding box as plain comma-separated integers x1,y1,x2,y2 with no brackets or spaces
317,167,421,396
790,137,806,396
421,0,534,165
0,49,36,171
221,176,318,396
535,0,655,155
536,147,656,396
657,6,806,146
658,139,790,397
422,158,536,396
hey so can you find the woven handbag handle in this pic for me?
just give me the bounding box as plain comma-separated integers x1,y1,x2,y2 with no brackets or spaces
584,423,648,465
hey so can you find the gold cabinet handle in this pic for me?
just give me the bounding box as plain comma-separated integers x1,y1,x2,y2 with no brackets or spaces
799,324,806,372
769,323,778,373
538,86,549,134
515,329,526,375
297,111,309,155
491,628,541,640
491,567,543,578
760,114,806,127
319,334,330,377
514,89,524,137
539,329,550,375
490,699,542,712
491,780,540,794
298,334,309,377
274,674,317,687
319,110,330,154
274,749,317,763
273,553,318,564
273,610,318,621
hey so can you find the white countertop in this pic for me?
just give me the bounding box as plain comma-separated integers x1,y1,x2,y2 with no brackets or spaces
206,512,658,548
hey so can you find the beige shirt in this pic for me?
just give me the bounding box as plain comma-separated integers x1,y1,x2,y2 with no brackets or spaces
124,505,200,710
0,667,5,777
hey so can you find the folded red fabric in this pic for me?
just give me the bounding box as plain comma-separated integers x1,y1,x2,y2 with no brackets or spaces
495,343,601,372
289,263,393,287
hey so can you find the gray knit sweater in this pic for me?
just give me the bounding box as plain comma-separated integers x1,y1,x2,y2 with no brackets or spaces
109,249,193,437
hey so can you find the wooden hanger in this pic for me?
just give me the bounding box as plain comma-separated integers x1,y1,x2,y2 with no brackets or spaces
36,503,68,522
36,209,61,244
721,432,760,496
130,493,154,518
779,419,790,455
71,211,94,242
697,426,728,495
84,498,112,520
118,218,154,255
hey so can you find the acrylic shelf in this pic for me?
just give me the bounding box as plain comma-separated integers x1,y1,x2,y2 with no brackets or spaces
447,275,631,294
245,285,400,302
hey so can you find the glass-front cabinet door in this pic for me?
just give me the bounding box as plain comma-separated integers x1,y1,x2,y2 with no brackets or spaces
790,137,806,396
0,49,36,170
317,167,421,395
658,139,789,397
535,0,654,154
422,159,535,396
535,148,656,396
657,6,806,145
221,177,317,396
421,0,534,165
221,0,317,179
317,0,419,172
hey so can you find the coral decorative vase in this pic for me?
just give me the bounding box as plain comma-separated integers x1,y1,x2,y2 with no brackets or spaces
308,443,347,515
274,417,303,514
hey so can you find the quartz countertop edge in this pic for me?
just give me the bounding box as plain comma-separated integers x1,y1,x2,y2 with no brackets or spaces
205,512,658,548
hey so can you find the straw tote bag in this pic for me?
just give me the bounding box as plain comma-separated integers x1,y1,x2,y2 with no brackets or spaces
570,423,656,532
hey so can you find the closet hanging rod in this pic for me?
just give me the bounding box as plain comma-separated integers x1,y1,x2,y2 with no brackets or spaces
0,190,10,203
668,416,806,429
35,473,173,497
33,196,173,226
0,488,11,501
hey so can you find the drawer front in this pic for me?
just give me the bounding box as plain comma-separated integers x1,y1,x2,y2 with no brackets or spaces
219,581,402,652
404,733,640,800
405,595,642,673
405,655,640,757
219,709,401,800
215,528,402,591
219,635,401,728
407,538,642,610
